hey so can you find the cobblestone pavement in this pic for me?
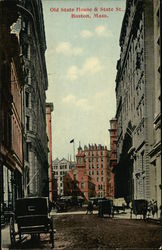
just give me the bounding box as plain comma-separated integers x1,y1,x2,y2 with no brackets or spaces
2,209,162,249
53,214,162,249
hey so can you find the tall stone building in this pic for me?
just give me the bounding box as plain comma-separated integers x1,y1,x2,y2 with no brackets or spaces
148,0,161,217
53,158,75,196
0,0,24,220
0,0,49,226
46,102,54,202
115,0,156,204
12,0,49,197
108,118,117,198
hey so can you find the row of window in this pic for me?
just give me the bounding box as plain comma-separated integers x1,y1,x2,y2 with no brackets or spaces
53,165,71,170
59,165,67,170
58,175,104,184
87,157,104,162
88,164,103,169
98,184,104,190
85,151,104,156
97,192,104,198
54,171,66,176
89,170,104,176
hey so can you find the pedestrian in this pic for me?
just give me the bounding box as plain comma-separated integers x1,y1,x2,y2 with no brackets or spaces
122,203,125,212
153,201,158,218
147,201,152,218
129,201,133,219
160,205,162,222
151,200,157,218
86,201,93,214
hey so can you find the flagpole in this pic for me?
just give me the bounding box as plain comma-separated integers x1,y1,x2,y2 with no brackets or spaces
70,139,75,162
73,141,75,162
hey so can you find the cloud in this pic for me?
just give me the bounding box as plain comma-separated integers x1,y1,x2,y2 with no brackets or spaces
95,91,107,99
80,30,93,38
76,98,89,109
80,26,113,39
66,66,79,80
95,26,113,37
81,57,103,74
66,57,103,81
62,95,91,110
62,94,76,104
73,47,83,56
56,42,83,56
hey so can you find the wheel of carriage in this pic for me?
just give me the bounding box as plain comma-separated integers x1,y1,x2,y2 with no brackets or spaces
10,216,16,247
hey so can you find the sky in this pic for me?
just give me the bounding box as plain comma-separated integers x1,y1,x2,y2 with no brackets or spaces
42,0,126,160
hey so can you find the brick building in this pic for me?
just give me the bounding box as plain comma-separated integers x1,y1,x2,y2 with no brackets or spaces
46,103,54,202
64,147,95,201
84,144,110,198
0,0,50,223
64,144,110,200
0,0,24,220
108,118,117,199
115,0,161,208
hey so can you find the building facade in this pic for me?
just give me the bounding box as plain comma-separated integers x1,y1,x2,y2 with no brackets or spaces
0,0,24,220
64,146,96,201
46,103,54,202
18,0,49,197
148,0,161,217
108,118,117,199
83,144,110,198
52,158,75,197
115,0,161,207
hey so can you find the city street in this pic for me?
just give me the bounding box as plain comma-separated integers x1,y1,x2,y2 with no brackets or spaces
2,209,162,249
0,1,162,250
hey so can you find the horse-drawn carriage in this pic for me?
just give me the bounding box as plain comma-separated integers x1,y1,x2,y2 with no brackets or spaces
10,197,54,248
98,199,113,218
131,199,148,219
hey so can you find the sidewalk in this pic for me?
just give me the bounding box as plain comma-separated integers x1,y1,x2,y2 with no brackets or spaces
1,224,10,250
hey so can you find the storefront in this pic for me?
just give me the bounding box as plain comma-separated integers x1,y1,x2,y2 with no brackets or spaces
1,164,22,224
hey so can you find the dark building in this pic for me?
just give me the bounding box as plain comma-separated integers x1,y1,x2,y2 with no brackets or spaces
0,0,25,222
0,1,49,227
18,0,49,197
148,0,161,218
115,0,161,212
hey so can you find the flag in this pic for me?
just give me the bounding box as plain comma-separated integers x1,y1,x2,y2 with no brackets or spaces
70,139,74,143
